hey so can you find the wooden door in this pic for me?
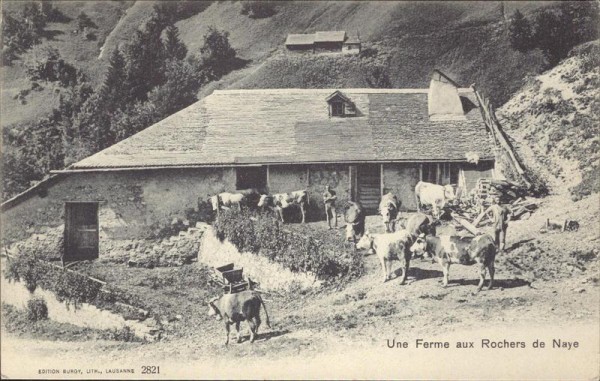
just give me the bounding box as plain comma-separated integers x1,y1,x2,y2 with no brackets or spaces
357,164,381,214
64,203,99,261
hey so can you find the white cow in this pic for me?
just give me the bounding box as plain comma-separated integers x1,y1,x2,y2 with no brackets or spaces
414,181,456,219
258,190,309,223
356,230,413,284
210,189,259,214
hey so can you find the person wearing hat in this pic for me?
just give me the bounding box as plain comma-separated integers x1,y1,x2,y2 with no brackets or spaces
480,196,511,252
323,185,338,229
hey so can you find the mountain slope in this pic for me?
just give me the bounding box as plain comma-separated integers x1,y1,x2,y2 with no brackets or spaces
176,1,551,104
498,40,599,197
1,1,134,127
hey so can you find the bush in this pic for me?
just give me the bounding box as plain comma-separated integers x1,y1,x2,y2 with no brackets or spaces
26,297,49,321
103,326,139,342
4,253,139,311
241,1,277,19
213,209,363,279
22,46,78,87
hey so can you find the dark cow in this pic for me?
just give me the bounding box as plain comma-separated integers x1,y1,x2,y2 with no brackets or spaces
208,290,271,345
344,201,366,243
258,190,309,223
379,193,400,233
404,212,437,240
410,234,497,292
356,230,412,284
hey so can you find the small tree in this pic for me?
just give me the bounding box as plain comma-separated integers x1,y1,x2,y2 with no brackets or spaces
533,10,572,67
508,10,533,52
241,1,277,19
21,2,47,34
200,27,237,80
27,297,49,321
365,64,392,88
23,45,78,87
1,10,40,65
76,11,97,32
148,59,201,116
163,25,187,61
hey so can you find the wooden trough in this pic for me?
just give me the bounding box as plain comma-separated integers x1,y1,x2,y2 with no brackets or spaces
211,263,252,294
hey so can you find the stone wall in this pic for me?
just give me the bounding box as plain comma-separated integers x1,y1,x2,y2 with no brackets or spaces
268,165,308,194
308,164,350,208
383,164,420,211
1,168,235,244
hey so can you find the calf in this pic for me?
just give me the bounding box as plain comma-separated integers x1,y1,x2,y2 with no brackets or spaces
410,234,497,292
414,181,456,219
356,230,412,284
207,290,271,345
258,190,309,223
379,193,400,233
344,201,366,243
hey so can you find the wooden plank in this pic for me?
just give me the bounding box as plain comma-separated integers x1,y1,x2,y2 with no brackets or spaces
451,212,480,235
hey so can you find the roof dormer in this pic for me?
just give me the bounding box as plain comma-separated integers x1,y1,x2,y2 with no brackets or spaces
326,91,357,117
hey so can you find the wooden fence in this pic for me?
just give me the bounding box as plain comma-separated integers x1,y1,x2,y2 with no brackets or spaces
472,87,532,188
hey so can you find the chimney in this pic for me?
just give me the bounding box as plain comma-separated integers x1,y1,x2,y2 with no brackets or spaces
428,70,466,121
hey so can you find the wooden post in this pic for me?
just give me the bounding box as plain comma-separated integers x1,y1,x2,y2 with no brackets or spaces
419,163,423,181
266,165,270,192
380,164,384,196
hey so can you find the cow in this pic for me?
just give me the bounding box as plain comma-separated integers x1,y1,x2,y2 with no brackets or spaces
410,233,497,292
210,189,259,215
258,190,309,223
344,201,366,243
207,290,271,345
356,230,412,284
404,212,437,240
414,181,456,219
379,193,400,233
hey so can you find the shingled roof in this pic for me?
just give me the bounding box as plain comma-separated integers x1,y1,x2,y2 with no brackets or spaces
285,34,315,46
69,88,495,170
314,31,346,43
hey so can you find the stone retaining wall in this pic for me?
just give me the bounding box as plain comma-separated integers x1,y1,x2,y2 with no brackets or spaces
197,225,321,293
0,261,160,341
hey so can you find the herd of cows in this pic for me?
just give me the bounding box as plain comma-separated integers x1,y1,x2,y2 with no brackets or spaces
209,181,496,292
207,181,499,345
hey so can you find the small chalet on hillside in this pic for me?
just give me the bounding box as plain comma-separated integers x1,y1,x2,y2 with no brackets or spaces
2,70,499,261
285,30,361,54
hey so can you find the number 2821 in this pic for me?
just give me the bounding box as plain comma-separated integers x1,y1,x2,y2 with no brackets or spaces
141,366,160,374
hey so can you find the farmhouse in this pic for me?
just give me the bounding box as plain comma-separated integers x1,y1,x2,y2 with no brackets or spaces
1,70,502,261
285,30,361,54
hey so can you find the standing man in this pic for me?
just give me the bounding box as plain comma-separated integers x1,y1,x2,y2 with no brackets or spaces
480,196,511,252
323,185,338,229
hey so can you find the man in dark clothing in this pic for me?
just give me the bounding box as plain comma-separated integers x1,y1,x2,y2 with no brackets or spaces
323,185,337,229
481,196,511,252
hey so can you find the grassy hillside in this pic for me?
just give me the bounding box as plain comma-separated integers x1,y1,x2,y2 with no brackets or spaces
1,1,134,127
0,1,567,128
226,23,546,105
499,40,599,198
177,1,553,104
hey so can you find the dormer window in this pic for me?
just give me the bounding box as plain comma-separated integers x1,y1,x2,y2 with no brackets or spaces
331,101,344,116
326,90,356,117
